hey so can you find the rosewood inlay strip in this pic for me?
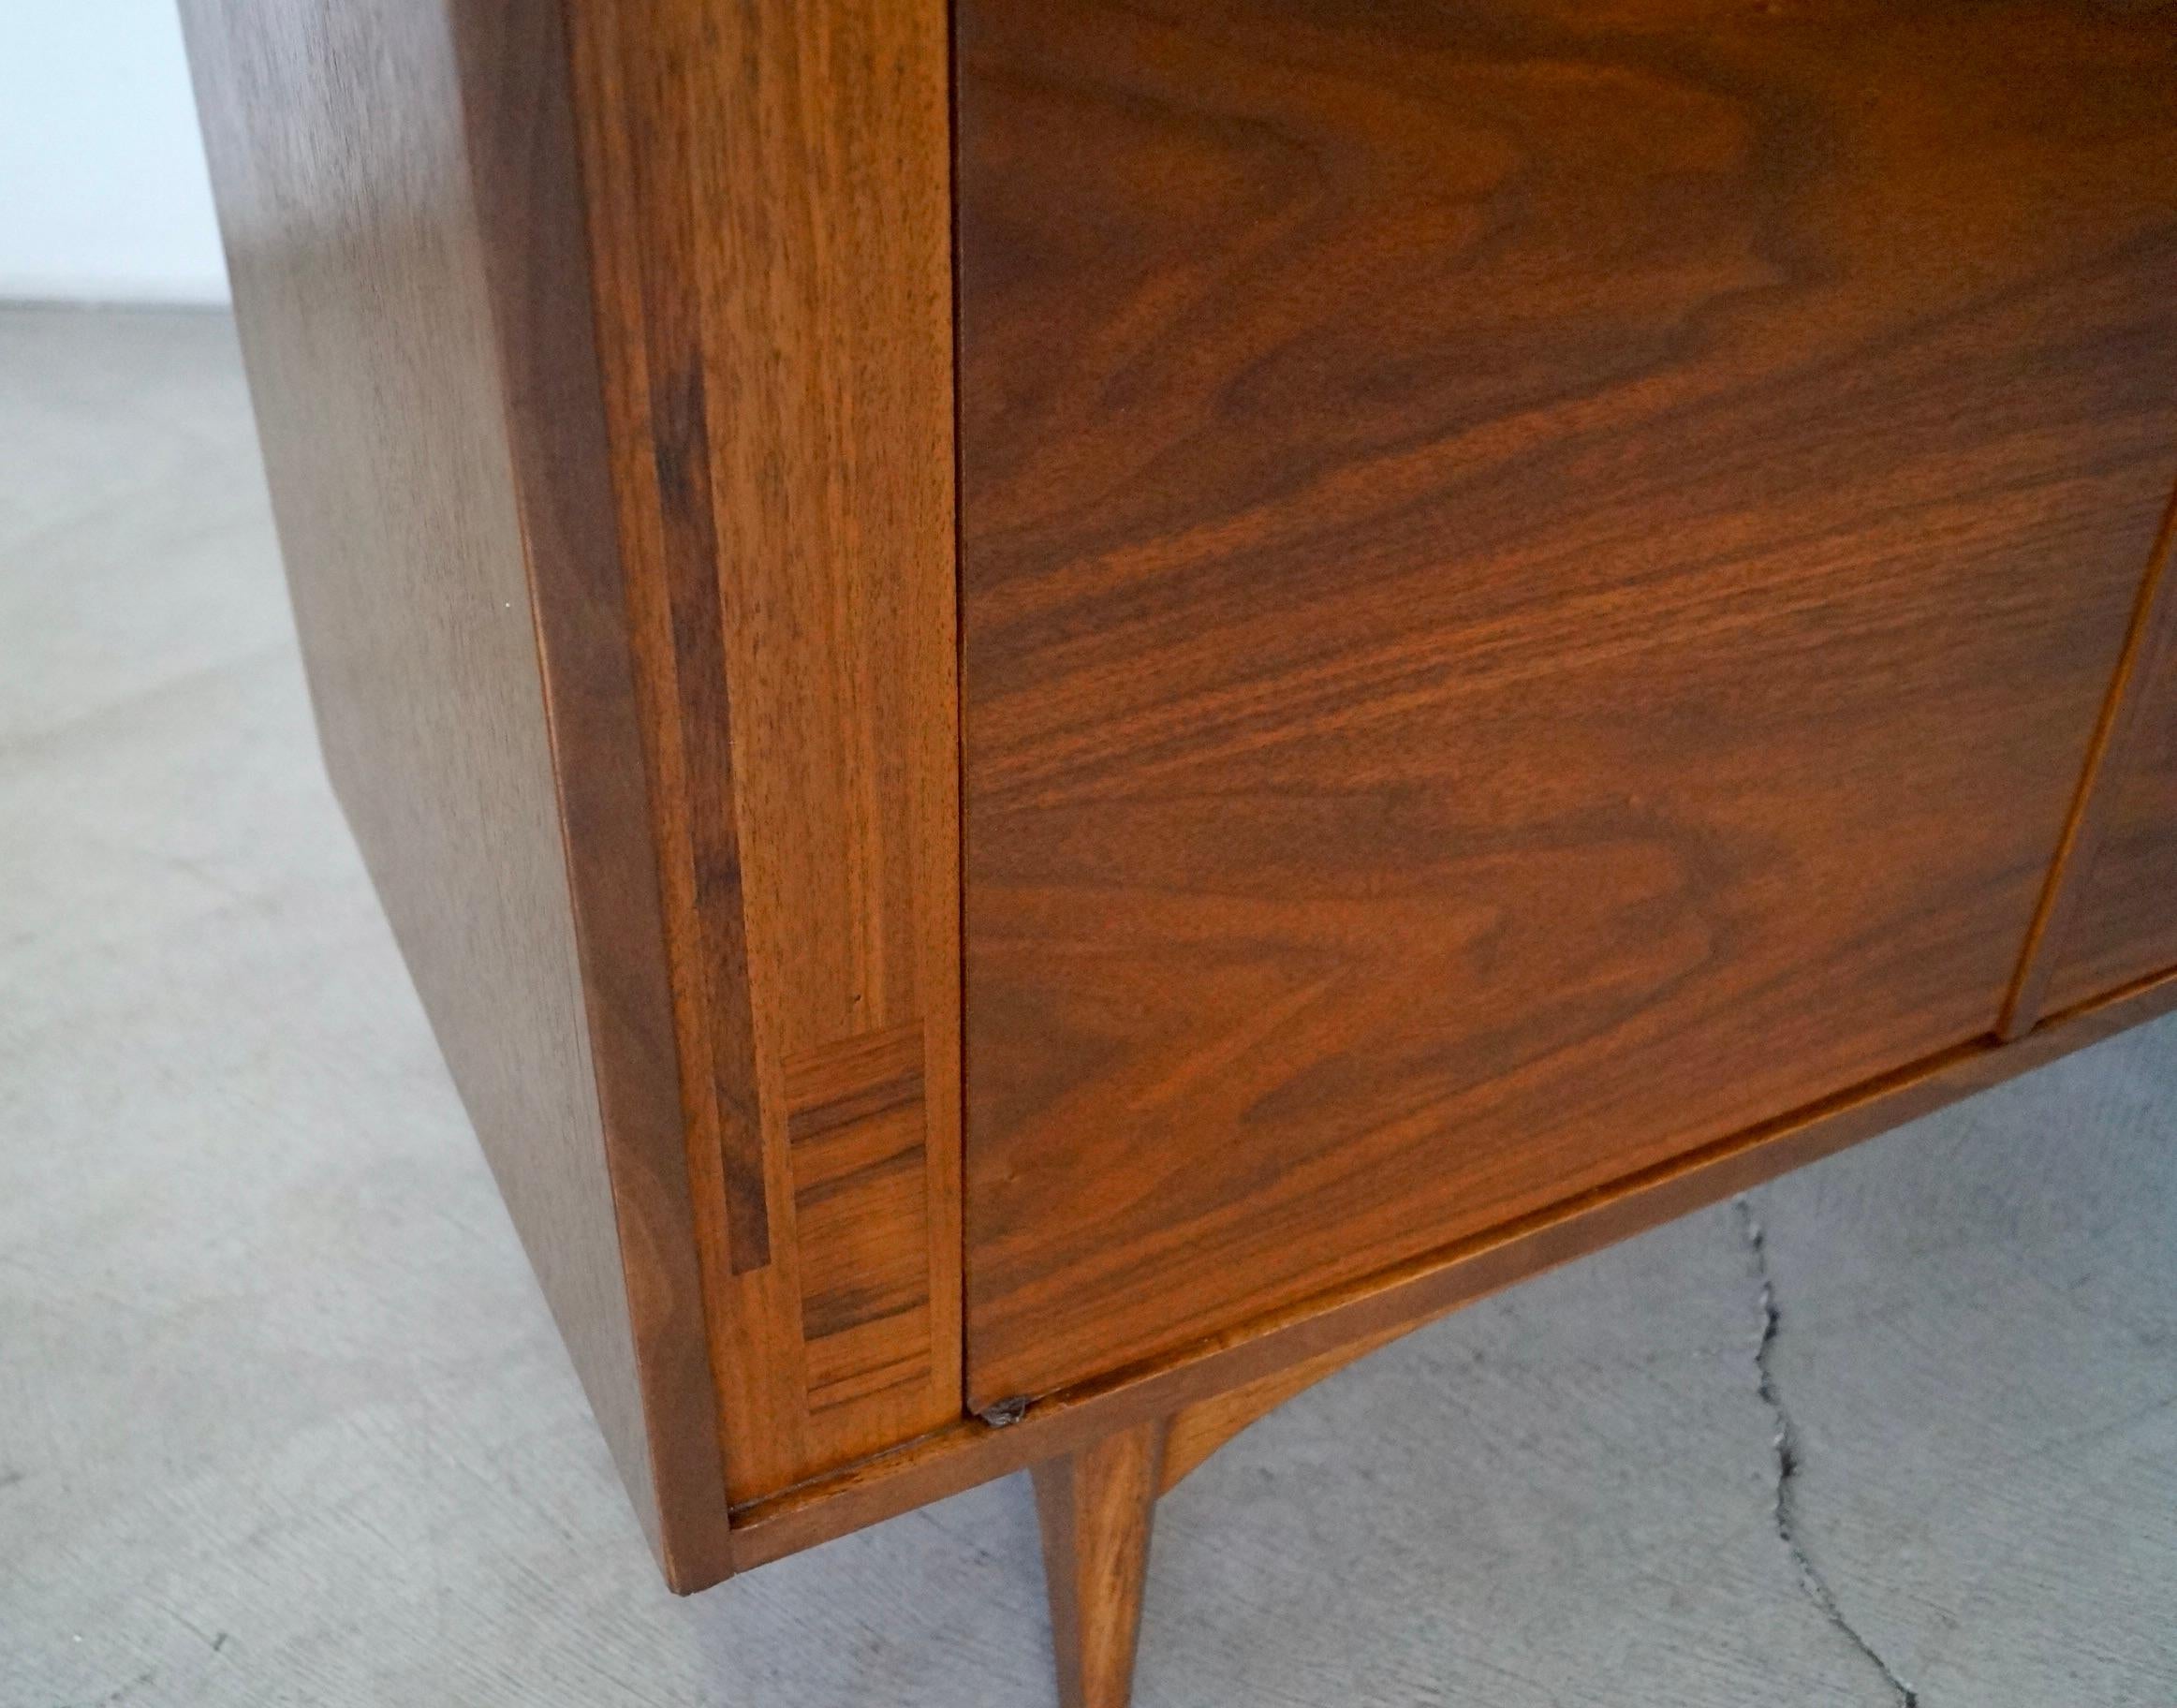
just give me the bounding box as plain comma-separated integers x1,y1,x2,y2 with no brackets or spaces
787,1023,936,1413
784,1021,926,1111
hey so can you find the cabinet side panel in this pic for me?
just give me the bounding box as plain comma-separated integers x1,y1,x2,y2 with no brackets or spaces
567,0,963,1498
179,0,732,1584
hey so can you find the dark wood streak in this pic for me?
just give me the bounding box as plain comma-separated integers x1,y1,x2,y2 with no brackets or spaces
787,1074,926,1144
801,1284,927,1348
645,351,772,1274
956,0,2177,1406
792,1141,924,1215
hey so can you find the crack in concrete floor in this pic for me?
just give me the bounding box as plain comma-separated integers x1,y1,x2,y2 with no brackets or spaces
1738,1196,1921,1707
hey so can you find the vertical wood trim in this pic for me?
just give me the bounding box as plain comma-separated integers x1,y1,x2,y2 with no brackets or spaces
2002,481,2177,1039
566,0,963,1500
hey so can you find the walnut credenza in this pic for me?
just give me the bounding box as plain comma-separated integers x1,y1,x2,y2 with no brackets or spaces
181,2,2177,1702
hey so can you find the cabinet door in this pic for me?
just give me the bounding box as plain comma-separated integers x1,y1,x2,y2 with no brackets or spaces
956,0,2177,1406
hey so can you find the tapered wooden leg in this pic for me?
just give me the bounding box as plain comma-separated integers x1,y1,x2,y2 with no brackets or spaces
1033,1421,1167,1708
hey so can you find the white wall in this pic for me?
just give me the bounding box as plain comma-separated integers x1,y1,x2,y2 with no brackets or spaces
0,2,228,304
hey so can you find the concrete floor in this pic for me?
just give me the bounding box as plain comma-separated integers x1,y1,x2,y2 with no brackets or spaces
3,304,2174,1707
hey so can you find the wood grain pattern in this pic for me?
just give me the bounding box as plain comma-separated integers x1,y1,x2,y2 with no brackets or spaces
566,0,963,1499
957,0,2177,1406
176,0,732,1587
2016,490,2177,1024
1035,1423,1166,1708
731,964,2177,1568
